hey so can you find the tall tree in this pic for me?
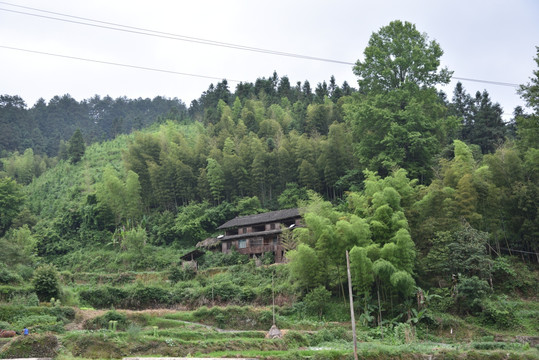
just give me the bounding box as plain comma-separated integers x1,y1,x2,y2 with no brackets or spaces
469,90,506,154
68,129,86,163
353,20,452,93
516,47,539,150
206,158,225,204
346,20,452,182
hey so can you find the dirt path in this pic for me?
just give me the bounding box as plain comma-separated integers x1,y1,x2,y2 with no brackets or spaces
64,309,106,331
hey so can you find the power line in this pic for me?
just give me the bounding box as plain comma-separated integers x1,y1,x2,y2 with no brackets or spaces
0,1,522,88
0,3,351,65
451,77,519,88
0,45,245,83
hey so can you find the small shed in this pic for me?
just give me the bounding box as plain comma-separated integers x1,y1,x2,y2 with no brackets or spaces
196,237,221,250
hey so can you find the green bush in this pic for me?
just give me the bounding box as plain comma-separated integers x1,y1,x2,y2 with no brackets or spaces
203,280,241,302
303,286,332,318
126,285,173,309
78,286,130,308
309,326,351,345
0,263,22,284
456,275,490,314
172,280,204,305
32,264,62,302
168,264,196,283
283,330,310,347
480,297,518,329
492,256,539,296
84,310,129,331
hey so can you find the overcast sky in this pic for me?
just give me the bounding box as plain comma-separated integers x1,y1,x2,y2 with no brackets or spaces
1,0,538,120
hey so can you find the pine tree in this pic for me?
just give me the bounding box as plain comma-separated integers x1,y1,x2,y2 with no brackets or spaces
68,129,85,163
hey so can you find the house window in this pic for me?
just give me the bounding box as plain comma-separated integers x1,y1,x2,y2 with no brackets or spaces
242,227,248,234
239,239,247,249
270,223,276,230
251,238,262,247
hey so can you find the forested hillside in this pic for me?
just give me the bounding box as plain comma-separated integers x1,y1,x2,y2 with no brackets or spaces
0,22,538,358
0,94,187,158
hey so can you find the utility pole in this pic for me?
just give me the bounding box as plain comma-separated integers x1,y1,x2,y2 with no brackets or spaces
346,250,358,360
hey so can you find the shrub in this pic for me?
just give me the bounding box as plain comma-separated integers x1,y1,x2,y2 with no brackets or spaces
480,297,518,329
172,280,204,305
204,280,241,302
492,256,538,296
78,286,129,309
122,225,147,254
84,310,129,331
303,285,332,318
310,326,351,345
456,275,490,314
127,285,172,309
0,263,22,284
283,330,310,347
32,264,62,302
168,264,196,283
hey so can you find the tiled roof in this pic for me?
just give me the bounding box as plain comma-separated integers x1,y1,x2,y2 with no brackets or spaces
217,208,300,229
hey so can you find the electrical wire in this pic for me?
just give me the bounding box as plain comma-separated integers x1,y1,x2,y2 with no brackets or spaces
0,1,522,88
0,4,351,65
0,45,246,83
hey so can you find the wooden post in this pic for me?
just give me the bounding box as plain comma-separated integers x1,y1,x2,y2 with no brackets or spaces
346,250,358,360
272,272,276,325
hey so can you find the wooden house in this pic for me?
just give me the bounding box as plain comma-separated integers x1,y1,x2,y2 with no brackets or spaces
217,208,301,263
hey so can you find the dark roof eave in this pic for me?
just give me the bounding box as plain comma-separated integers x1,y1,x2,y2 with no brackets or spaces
217,208,300,229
